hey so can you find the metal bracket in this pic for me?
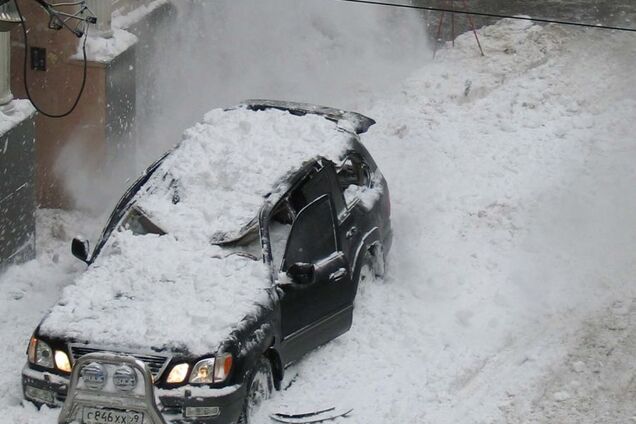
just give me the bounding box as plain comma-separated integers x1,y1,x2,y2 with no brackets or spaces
58,352,167,424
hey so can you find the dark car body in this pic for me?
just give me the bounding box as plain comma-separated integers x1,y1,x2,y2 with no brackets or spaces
22,101,392,423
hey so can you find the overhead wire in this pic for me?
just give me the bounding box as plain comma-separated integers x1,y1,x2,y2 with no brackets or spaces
330,0,636,33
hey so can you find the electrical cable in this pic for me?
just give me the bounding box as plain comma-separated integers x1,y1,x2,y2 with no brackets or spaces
331,0,636,33
14,0,89,119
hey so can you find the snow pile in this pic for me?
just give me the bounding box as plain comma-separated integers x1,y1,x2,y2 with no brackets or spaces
0,99,35,136
77,29,137,64
40,230,270,355
0,210,99,423
73,0,168,63
112,0,170,30
259,19,636,424
135,107,352,243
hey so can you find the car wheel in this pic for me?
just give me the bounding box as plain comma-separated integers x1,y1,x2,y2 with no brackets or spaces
359,257,375,288
238,356,274,424
370,244,385,278
359,244,385,285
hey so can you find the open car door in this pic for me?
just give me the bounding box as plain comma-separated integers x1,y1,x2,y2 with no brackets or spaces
278,194,354,363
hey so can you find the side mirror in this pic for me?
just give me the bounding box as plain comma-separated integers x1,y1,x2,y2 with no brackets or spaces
71,237,90,263
286,262,315,285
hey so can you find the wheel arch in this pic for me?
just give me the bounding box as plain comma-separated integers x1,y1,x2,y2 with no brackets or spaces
351,226,382,285
264,344,284,391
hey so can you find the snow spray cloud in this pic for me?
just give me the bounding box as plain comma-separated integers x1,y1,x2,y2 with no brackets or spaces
136,0,430,159
58,0,429,219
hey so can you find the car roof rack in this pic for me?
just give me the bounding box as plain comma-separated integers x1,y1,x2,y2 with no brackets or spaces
241,99,376,135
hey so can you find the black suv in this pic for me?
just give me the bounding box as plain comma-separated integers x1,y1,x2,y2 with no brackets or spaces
22,101,392,424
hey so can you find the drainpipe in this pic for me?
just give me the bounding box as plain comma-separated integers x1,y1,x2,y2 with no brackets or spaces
85,0,113,38
0,31,11,107
0,0,20,110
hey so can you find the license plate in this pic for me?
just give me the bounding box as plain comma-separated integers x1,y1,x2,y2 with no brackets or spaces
25,385,55,404
83,407,144,424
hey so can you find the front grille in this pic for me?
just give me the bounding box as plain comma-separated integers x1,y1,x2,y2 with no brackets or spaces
69,345,171,379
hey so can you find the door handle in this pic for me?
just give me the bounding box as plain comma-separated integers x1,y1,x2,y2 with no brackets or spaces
329,268,347,283
345,226,358,239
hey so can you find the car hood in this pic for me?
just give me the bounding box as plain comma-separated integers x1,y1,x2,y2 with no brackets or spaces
39,231,271,356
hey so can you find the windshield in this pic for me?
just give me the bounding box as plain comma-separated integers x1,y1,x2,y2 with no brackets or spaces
121,206,262,260
120,207,165,236
213,225,262,260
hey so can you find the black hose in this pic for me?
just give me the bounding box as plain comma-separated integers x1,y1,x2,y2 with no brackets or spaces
14,0,89,119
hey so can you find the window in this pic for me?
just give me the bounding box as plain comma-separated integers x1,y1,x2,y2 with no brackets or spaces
268,200,295,270
287,161,345,215
120,207,165,236
269,161,344,270
337,155,371,206
283,195,337,272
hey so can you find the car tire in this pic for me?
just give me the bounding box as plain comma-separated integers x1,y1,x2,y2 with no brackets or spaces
356,245,385,299
238,355,274,424
370,243,385,278
359,244,385,284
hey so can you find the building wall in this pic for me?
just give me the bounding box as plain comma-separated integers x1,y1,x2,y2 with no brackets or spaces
0,115,36,269
10,1,109,208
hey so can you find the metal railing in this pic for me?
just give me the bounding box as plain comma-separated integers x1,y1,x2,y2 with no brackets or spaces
58,352,167,424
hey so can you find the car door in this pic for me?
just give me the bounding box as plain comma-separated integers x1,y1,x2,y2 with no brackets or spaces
278,187,355,363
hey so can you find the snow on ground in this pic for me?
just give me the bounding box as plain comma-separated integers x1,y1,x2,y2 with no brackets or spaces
0,210,99,423
1,17,636,424
256,19,636,423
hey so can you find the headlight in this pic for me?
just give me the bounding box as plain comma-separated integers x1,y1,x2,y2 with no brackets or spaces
188,353,233,385
27,338,54,369
27,337,37,363
54,351,72,373
213,353,233,383
166,363,189,384
190,358,215,384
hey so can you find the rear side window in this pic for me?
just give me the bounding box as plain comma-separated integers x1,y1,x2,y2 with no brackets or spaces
288,161,345,215
337,154,372,206
337,155,369,189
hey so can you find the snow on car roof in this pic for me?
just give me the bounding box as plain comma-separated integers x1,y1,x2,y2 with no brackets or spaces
134,106,354,243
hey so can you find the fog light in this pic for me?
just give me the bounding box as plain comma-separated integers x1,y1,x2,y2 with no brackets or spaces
185,406,220,418
25,385,55,405
113,365,137,392
81,362,107,391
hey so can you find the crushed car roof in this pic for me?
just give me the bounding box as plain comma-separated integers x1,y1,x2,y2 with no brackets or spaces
134,105,357,243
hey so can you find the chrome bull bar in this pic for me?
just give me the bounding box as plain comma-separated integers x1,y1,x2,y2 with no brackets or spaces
58,352,167,424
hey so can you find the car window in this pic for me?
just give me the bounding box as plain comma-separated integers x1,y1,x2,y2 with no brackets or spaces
268,200,295,270
120,207,165,236
298,161,345,214
270,162,343,270
283,195,336,271
337,154,372,206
